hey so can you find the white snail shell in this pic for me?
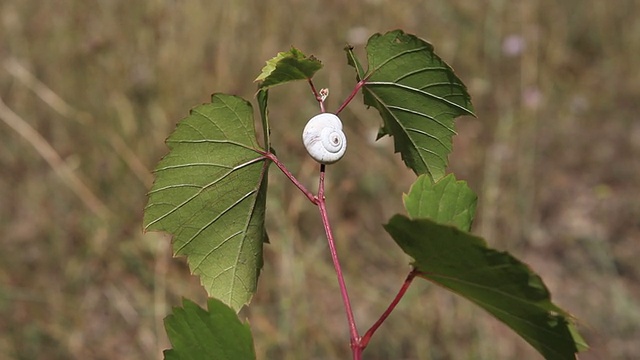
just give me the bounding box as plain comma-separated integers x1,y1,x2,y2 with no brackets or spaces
302,113,347,164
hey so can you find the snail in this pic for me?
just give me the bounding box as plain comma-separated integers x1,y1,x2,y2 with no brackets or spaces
302,113,347,164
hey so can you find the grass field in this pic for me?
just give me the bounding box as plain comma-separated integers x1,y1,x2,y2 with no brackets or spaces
1,1,639,359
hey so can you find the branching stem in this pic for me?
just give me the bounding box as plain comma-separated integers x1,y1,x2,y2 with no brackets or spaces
267,152,364,357
268,77,418,359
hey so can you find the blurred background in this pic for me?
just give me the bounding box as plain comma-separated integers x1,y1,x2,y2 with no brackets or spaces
1,0,639,359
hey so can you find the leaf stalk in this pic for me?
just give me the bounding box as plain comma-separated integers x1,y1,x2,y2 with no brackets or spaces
336,79,367,115
360,269,418,348
264,152,318,204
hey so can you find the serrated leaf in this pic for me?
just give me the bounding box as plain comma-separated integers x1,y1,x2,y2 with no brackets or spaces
255,47,322,89
144,94,269,312
346,30,475,180
385,216,588,360
403,174,477,232
163,298,256,360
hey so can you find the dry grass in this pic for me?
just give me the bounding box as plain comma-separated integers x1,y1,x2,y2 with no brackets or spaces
1,0,639,359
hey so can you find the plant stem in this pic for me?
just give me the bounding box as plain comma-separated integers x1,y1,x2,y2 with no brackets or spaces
265,152,318,204
316,164,361,359
360,268,418,349
267,151,362,356
308,79,326,113
271,149,417,358
275,74,419,357
336,79,366,115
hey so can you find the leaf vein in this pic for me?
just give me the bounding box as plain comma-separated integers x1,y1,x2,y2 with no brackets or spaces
366,81,473,116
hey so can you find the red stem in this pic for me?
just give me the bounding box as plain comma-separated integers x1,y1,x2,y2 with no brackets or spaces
268,74,416,357
265,152,317,204
316,164,361,358
268,150,419,358
308,79,326,113
335,79,366,115
359,269,419,349
268,151,361,356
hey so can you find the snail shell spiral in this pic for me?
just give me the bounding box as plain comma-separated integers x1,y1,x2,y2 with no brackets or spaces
302,113,347,164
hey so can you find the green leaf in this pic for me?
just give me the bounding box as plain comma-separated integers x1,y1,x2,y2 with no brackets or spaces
144,93,269,312
385,216,588,359
346,30,475,180
255,47,322,89
403,174,477,232
163,298,256,360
